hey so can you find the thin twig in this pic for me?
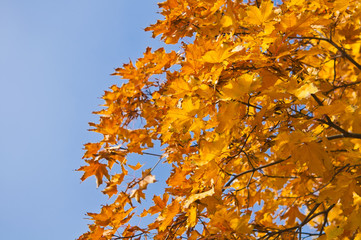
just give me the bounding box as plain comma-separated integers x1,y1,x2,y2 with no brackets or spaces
224,159,286,188
319,204,335,236
112,232,145,239
118,146,163,157
289,36,361,70
311,94,361,139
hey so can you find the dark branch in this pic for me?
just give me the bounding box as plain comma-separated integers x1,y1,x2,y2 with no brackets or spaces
288,36,361,70
112,232,145,239
311,94,361,140
224,159,286,188
326,133,361,140
117,146,163,157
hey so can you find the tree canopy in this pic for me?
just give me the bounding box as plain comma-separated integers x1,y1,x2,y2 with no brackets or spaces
78,0,361,239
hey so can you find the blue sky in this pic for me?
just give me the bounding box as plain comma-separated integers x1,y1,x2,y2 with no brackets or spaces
0,1,168,239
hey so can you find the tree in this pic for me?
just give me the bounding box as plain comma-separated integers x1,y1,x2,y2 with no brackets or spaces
78,0,361,239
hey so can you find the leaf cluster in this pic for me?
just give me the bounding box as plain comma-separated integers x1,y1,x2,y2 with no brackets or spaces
78,0,361,239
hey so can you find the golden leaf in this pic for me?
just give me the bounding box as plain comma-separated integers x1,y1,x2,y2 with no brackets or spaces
245,0,275,25
202,45,235,63
128,162,143,171
78,160,110,187
221,15,233,28
184,187,215,208
294,83,318,99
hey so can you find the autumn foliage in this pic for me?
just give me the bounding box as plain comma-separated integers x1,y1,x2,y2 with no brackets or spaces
78,0,361,239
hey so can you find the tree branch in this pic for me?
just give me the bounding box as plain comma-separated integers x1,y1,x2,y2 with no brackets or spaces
112,232,145,239
326,133,361,140
254,203,335,239
311,94,361,140
116,146,163,157
224,159,286,188
319,204,335,236
288,36,361,70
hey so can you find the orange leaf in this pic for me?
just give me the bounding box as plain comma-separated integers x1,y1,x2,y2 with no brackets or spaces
78,160,110,187
128,162,143,171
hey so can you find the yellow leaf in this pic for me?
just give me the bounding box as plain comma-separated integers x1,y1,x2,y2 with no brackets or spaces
294,142,331,176
184,187,215,208
189,117,204,138
230,214,252,234
221,74,254,99
280,206,306,225
196,83,214,98
246,0,275,25
182,97,200,115
216,101,241,132
78,160,110,187
130,189,145,203
187,204,197,228
102,173,125,198
221,15,233,28
314,101,347,118
202,45,235,63
199,134,229,165
334,0,349,12
128,162,143,171
139,174,156,190
83,142,102,159
152,91,161,99
325,225,344,239
157,200,181,231
294,83,318,99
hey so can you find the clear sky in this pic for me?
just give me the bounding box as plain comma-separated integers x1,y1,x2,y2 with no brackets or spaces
0,1,167,239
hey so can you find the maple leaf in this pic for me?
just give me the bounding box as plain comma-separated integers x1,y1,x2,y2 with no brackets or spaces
78,160,110,187
184,187,215,208
83,142,102,159
245,0,275,25
138,174,156,190
221,15,233,28
102,173,125,198
128,162,143,171
147,193,169,215
293,82,318,99
157,200,181,232
202,45,235,64
130,189,146,203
